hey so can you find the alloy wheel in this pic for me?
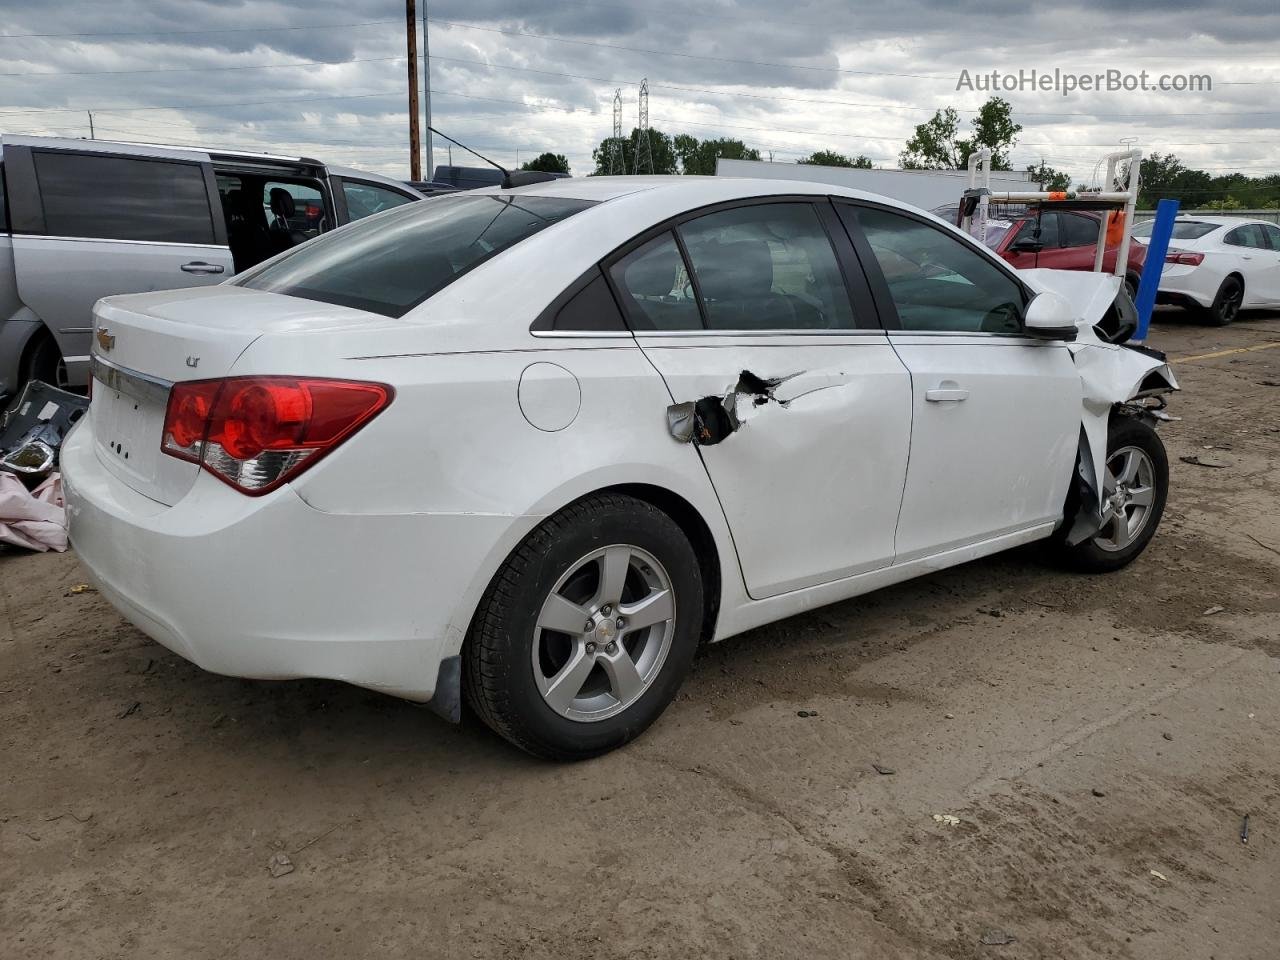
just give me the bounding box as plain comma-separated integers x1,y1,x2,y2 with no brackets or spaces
531,544,677,722
1094,445,1157,552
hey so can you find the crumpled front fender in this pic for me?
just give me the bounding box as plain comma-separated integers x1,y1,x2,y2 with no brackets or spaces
1021,269,1179,544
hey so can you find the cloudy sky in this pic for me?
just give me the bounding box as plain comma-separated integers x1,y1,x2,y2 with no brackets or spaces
2,0,1277,188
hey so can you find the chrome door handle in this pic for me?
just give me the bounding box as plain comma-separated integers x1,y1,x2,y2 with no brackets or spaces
181,261,225,274
925,387,969,402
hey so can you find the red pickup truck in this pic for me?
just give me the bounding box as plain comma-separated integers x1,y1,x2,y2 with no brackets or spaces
983,210,1147,297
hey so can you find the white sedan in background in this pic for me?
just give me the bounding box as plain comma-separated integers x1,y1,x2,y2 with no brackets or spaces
62,177,1176,759
1136,215,1280,325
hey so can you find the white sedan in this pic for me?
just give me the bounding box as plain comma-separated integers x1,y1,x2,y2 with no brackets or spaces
62,177,1177,759
1135,215,1280,325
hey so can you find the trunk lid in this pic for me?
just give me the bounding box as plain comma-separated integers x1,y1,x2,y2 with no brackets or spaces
89,285,389,505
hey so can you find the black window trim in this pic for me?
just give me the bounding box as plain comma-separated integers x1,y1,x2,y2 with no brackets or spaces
10,144,226,246
832,197,1040,339
587,194,885,338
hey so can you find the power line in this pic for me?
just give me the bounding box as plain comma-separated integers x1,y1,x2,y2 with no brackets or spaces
0,18,402,39
0,54,405,78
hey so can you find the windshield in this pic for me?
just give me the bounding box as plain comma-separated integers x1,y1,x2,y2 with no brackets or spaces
1132,220,1220,241
237,194,596,318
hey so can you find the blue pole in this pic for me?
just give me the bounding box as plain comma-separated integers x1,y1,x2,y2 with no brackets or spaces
1133,198,1180,343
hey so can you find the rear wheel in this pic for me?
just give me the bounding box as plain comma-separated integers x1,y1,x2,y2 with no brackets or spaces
464,493,703,760
20,330,67,390
1057,416,1168,573
1204,275,1243,326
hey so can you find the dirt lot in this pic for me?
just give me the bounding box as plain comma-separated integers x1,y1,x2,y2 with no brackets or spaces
3,308,1279,960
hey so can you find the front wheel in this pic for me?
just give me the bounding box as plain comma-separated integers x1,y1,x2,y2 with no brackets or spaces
1056,416,1169,573
463,493,704,760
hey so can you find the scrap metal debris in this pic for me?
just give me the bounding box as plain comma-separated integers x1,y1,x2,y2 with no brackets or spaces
0,381,88,484
1202,605,1225,617
979,929,1017,946
871,763,896,776
0,382,87,553
1179,454,1228,469
666,369,801,446
268,850,295,878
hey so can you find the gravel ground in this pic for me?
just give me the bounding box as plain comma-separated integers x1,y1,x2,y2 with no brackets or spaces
3,307,1279,960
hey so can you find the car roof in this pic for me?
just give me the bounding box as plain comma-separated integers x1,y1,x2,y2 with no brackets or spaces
1172,215,1265,227
466,174,929,211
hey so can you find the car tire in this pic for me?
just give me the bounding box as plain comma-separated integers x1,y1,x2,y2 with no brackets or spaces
1055,416,1169,574
463,493,704,760
1204,275,1243,326
21,330,66,390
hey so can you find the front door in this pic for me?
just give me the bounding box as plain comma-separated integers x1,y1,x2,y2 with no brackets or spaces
606,200,913,599
838,202,1081,561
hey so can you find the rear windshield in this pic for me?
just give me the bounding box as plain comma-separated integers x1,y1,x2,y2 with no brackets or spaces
237,193,596,317
1132,220,1219,241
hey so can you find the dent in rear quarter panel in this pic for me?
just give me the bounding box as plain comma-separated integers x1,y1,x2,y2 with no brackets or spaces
285,340,741,658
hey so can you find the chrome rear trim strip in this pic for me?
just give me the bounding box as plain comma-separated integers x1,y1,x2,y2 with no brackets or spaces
90,354,173,406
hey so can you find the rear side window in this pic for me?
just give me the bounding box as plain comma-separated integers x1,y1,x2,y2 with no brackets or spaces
608,232,702,331
0,162,8,232
1134,220,1219,241
238,194,595,318
1263,224,1280,250
33,151,216,244
677,203,856,330
1224,224,1267,249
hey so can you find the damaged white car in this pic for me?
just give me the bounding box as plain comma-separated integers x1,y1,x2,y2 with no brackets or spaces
61,177,1177,759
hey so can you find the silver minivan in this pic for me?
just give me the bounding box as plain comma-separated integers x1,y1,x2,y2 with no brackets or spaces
0,135,425,401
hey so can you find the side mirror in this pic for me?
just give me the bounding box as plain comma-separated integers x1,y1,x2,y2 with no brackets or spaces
1009,237,1044,254
1023,291,1079,340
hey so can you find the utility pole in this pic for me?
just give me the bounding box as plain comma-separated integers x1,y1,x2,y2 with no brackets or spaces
87,111,95,139
405,0,421,181
607,89,625,175
421,2,434,178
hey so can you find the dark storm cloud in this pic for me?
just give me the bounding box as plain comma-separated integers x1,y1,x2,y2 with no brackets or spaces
1,0,1276,178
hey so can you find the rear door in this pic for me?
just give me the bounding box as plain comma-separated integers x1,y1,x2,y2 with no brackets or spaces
836,201,1080,562
2,139,233,388
332,177,419,224
607,198,912,600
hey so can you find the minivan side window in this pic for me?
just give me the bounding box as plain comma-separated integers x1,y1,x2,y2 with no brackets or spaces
32,151,216,244
851,206,1025,334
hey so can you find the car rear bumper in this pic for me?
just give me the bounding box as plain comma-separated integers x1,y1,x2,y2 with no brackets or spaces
61,416,517,703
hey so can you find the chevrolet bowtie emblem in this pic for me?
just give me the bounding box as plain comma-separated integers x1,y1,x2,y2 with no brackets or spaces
95,327,115,352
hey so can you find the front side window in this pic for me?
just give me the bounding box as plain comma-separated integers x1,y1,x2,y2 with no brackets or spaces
1224,224,1267,249
677,203,856,330
1061,213,1101,248
851,206,1025,334
343,181,415,222
33,151,215,244
238,194,595,318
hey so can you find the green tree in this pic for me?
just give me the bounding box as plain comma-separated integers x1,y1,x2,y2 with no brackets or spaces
899,97,1022,171
798,150,872,168
1131,153,1213,207
591,127,678,175
673,136,761,175
521,152,570,175
1026,161,1071,191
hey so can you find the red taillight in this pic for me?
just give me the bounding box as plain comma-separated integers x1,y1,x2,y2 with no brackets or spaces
161,377,392,495
1165,250,1204,266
